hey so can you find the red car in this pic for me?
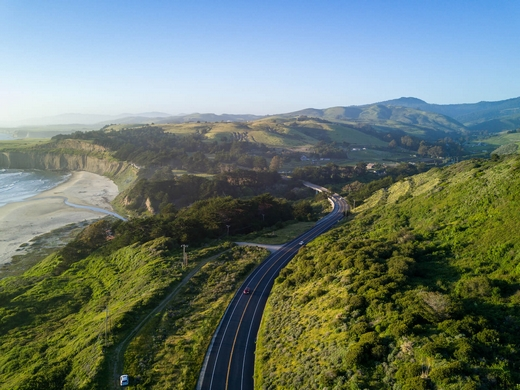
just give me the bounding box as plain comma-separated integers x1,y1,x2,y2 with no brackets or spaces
243,287,251,295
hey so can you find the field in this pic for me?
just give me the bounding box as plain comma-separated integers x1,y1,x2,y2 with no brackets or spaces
0,139,51,149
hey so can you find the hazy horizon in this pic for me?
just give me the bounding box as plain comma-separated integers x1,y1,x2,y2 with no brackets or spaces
4,94,520,128
2,0,519,123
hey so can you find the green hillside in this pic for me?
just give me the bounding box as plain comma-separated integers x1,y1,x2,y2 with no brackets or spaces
380,96,520,132
0,238,268,389
152,118,386,148
281,104,467,140
105,106,466,149
467,115,520,133
256,155,520,389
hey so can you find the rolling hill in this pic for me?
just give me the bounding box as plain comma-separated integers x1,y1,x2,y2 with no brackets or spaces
380,96,520,131
9,96,520,146
154,117,389,148
275,104,468,140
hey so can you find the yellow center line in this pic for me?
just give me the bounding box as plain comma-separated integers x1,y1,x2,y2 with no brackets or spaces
225,246,294,389
222,197,345,388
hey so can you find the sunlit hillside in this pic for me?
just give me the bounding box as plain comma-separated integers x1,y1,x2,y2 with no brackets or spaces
142,118,388,148
256,155,520,389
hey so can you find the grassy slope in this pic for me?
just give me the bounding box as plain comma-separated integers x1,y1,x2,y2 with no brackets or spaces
481,132,520,147
0,238,180,389
256,156,520,389
0,240,253,389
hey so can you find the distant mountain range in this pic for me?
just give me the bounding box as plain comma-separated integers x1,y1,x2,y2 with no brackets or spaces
3,112,173,127
277,104,467,139
4,96,520,136
378,96,520,131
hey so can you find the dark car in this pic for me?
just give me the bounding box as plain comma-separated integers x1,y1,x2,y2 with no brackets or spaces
243,287,251,295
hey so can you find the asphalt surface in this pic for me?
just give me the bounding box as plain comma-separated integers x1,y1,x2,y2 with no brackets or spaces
197,194,348,390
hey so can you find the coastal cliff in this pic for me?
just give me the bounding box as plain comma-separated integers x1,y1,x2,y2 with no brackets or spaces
0,140,140,197
0,151,127,176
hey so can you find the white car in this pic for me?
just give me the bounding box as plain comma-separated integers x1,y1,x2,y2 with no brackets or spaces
298,241,305,245
120,374,129,387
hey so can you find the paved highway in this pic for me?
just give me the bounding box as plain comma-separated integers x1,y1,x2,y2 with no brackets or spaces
197,194,348,390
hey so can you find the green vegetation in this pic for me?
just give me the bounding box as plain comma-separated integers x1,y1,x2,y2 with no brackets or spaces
484,131,520,146
124,246,269,389
0,236,212,389
478,131,520,158
3,107,511,389
256,155,520,389
492,143,519,156
0,163,327,389
118,169,285,213
0,235,268,389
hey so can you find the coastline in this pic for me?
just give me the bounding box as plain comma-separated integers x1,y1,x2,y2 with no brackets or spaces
0,171,121,266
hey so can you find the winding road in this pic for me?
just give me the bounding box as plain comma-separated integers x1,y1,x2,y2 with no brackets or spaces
197,193,348,390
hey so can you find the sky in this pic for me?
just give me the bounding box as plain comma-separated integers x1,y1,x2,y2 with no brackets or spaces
1,0,520,123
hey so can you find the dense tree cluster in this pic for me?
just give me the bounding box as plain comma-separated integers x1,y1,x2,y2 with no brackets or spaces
122,169,291,212
56,193,296,268
310,141,349,158
387,135,465,158
291,163,366,185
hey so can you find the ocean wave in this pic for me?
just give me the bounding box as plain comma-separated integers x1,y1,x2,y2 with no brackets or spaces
0,169,68,207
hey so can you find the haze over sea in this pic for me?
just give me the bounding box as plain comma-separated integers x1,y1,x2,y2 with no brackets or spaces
0,169,69,208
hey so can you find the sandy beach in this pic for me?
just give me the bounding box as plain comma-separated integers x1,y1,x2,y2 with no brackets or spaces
0,171,121,266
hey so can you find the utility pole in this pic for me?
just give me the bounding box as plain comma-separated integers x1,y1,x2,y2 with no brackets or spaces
181,244,188,267
104,307,109,347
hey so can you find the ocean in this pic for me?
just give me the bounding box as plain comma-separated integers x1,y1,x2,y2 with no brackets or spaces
0,133,15,140
0,169,70,208
0,133,71,207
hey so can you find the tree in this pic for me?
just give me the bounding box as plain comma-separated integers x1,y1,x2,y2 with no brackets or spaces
253,156,268,170
269,155,282,171
418,141,429,156
401,135,414,148
427,145,444,158
293,200,313,221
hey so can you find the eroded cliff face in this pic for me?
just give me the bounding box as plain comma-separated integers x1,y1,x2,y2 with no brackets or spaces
0,151,128,176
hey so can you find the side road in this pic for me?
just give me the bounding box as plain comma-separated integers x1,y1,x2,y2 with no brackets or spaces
110,251,227,389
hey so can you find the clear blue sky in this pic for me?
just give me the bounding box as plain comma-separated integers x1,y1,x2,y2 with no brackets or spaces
1,0,519,122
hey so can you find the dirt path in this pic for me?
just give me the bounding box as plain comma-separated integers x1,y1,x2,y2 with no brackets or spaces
110,251,227,388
